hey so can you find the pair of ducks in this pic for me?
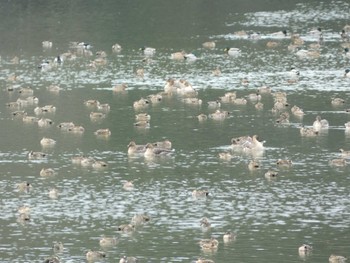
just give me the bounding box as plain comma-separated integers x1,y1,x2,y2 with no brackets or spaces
127,140,174,158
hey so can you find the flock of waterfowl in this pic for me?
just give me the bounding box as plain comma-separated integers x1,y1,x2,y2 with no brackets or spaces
2,14,350,263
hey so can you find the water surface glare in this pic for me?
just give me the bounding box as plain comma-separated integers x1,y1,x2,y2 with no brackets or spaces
1,1,350,263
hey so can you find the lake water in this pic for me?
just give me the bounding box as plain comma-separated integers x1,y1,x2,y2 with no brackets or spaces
1,0,350,262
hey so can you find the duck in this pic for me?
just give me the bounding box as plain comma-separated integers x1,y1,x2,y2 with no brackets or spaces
133,98,150,109
331,97,346,106
49,188,59,199
264,170,278,179
231,135,265,151
112,43,122,52
183,97,202,105
329,158,347,167
23,116,39,123
94,128,111,137
42,40,53,49
339,149,350,158
184,52,198,62
224,47,241,57
208,110,231,120
128,141,146,155
196,258,215,263
212,67,221,76
89,112,106,121
153,139,172,149
40,168,56,177
135,113,151,121
131,214,151,225
123,181,134,191
300,126,319,137
119,256,138,263
17,181,32,192
57,122,75,131
199,237,219,250
298,244,312,255
144,143,174,158
345,69,350,78
200,217,211,228
223,231,235,243
276,159,292,167
295,48,320,59
86,250,106,261
233,97,248,105
67,125,85,134
80,157,96,167
313,115,329,131
84,99,100,107
219,91,236,103
113,83,128,93
40,137,56,147
248,160,260,171
197,113,208,121
192,190,209,197
329,254,347,263
99,236,118,247
18,206,31,214
170,51,186,60
117,224,135,232
28,151,47,160
218,152,233,160
52,241,64,253
140,46,155,56
291,105,305,116
134,120,150,128
202,41,216,49
34,105,56,115
18,87,34,96
207,100,221,109
92,161,108,169
270,29,288,38
97,103,110,112
43,255,60,263
38,118,54,127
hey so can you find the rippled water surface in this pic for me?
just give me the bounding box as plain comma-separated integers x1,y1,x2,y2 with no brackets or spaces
1,1,350,262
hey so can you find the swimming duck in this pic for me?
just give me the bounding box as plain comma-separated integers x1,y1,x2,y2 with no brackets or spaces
49,188,59,199
329,158,347,167
92,161,108,169
18,205,31,214
300,126,319,137
128,141,146,155
94,128,111,137
212,67,221,76
22,116,39,123
218,152,233,160
57,122,75,131
208,110,231,120
218,91,236,103
123,181,134,191
199,237,219,250
134,120,150,128
67,125,85,134
331,97,346,106
248,160,261,171
28,151,47,160
196,258,215,263
329,254,347,263
207,100,221,109
183,97,202,106
276,159,292,167
113,83,128,93
231,135,265,151
254,102,264,111
40,168,56,177
38,118,54,127
89,112,106,121
295,48,320,59
42,40,53,49
223,231,235,243
298,244,312,256
135,113,151,121
140,46,155,56
270,29,288,38
264,170,278,179
313,115,329,131
131,214,151,225
118,224,135,232
170,51,186,60
119,256,138,263
133,98,150,109
224,47,241,57
43,255,60,263
86,250,106,261
192,190,209,198
147,94,162,104
84,99,100,107
34,105,56,115
202,41,216,49
144,143,174,158
97,103,111,113
344,69,350,78
112,43,122,52
339,149,350,158
18,87,34,96
80,157,96,167
99,236,118,247
291,105,305,116
232,97,248,105
46,85,61,93
17,181,32,192
153,139,172,149
200,217,211,228
53,241,64,253
197,113,208,121
40,137,56,147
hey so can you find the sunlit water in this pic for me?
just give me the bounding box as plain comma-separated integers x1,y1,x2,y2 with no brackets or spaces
1,1,350,262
